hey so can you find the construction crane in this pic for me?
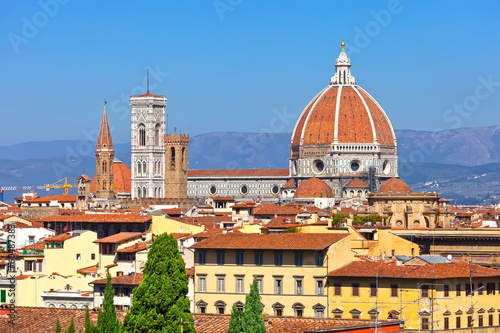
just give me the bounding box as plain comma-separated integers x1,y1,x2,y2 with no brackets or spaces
44,177,77,195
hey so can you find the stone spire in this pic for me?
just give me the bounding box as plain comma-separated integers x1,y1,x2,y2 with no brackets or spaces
97,102,113,150
331,40,356,85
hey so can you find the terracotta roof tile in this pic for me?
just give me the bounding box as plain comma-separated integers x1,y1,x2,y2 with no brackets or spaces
210,196,235,201
44,232,76,243
281,178,297,189
94,232,142,244
344,178,369,188
24,195,76,204
76,265,99,274
294,177,333,198
40,213,151,223
328,260,500,279
191,232,349,250
115,242,149,253
380,177,412,193
91,273,143,285
231,202,256,209
254,204,303,216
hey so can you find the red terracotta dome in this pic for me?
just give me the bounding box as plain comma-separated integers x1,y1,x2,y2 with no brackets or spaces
380,177,412,193
90,159,131,194
294,177,333,198
344,178,369,188
291,85,395,147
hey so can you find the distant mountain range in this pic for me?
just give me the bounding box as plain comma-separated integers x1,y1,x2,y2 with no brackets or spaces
2,126,500,205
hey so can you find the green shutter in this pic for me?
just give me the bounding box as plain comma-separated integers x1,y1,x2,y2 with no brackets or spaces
1,290,6,303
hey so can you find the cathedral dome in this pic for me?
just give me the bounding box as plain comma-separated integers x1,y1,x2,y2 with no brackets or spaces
380,177,412,193
294,177,333,198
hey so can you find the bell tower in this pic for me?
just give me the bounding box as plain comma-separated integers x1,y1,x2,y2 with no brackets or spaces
164,132,189,199
95,103,115,199
130,78,167,199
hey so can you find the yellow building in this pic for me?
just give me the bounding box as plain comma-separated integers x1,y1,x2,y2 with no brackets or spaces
151,215,205,236
191,232,352,317
327,255,500,332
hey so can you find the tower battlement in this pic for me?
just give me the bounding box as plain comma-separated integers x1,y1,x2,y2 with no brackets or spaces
164,133,190,145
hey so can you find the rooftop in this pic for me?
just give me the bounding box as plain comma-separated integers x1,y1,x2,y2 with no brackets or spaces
40,213,152,223
191,232,349,250
91,273,143,285
94,232,142,244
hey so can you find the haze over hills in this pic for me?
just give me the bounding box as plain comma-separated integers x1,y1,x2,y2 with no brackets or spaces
1,126,500,205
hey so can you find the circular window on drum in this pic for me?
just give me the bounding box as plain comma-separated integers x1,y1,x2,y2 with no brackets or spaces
240,185,249,195
312,159,325,174
209,185,217,195
350,161,360,172
271,185,279,195
382,160,391,175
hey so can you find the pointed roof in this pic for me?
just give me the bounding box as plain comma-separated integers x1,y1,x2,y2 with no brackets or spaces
331,40,356,85
96,105,113,149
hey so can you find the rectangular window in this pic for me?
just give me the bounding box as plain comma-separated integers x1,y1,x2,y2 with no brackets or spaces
315,251,324,267
274,252,283,266
217,277,225,293
295,252,303,267
316,280,324,295
468,316,473,328
236,278,244,293
0,290,6,303
489,314,493,326
334,283,341,296
391,284,398,297
352,283,360,297
25,261,34,272
37,260,42,272
444,284,449,297
76,253,81,260
275,279,282,294
487,282,495,295
315,309,324,318
466,283,474,296
456,316,461,328
235,252,244,266
478,282,484,295
456,284,461,296
255,252,263,266
479,315,483,327
296,279,303,295
217,251,225,265
421,285,429,298
91,253,96,260
256,277,263,294
198,251,206,265
198,277,206,292
199,305,206,314
370,283,377,297
444,317,449,329
421,318,429,330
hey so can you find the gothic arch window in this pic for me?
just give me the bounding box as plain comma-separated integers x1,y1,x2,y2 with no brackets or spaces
154,123,161,146
137,188,141,198
138,124,146,146
142,187,147,198
137,161,142,175
102,161,107,173
170,147,176,170
143,161,147,176
102,181,106,190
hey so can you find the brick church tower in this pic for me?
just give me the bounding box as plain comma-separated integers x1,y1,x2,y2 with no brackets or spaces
95,104,115,199
164,132,189,199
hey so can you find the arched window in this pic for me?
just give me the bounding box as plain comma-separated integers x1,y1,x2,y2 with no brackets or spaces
138,124,146,146
181,147,186,171
137,161,142,175
102,161,107,173
155,123,161,146
143,161,147,175
142,187,147,198
170,147,176,170
102,181,106,190
137,188,141,198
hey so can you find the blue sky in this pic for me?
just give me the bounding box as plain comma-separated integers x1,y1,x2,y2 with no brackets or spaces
1,0,499,146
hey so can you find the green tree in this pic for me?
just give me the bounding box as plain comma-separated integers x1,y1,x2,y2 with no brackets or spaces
331,212,349,227
96,273,120,333
227,306,243,333
65,316,76,333
55,317,62,333
84,305,95,333
122,233,195,333
241,280,266,333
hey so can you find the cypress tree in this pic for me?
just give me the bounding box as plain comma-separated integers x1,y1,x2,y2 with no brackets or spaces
55,317,62,333
96,273,120,333
84,305,95,333
122,233,195,332
227,306,243,333
64,316,76,333
241,280,266,333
